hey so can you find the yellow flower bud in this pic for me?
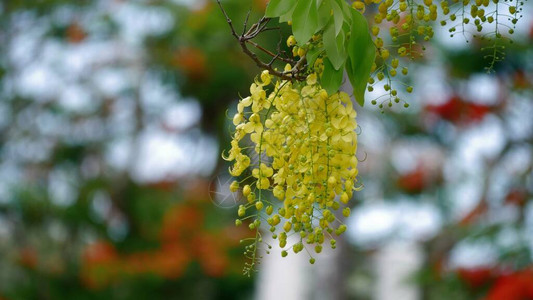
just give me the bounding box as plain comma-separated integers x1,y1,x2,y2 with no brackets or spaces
247,192,256,203
376,38,384,48
283,221,292,232
343,207,351,217
372,25,380,36
242,185,251,197
238,205,245,217
233,113,243,125
230,181,239,192
260,70,271,85
297,47,306,57
381,49,390,60
335,225,347,235
287,35,296,47
340,192,349,204
398,47,407,56
352,1,365,12
391,58,399,68
272,214,280,226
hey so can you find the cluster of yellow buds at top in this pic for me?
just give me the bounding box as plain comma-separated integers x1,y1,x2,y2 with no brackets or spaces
350,0,422,110
286,34,309,59
223,69,360,275
359,0,521,105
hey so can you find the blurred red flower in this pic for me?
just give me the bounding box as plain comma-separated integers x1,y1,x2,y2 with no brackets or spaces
505,189,528,207
513,70,532,90
425,96,492,125
80,191,251,289
66,22,87,44
457,267,494,289
173,47,208,81
80,241,119,289
83,241,117,265
18,247,38,269
486,269,533,300
396,165,427,194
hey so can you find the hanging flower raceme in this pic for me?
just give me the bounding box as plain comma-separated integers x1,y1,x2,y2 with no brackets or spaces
214,0,524,277
223,68,361,275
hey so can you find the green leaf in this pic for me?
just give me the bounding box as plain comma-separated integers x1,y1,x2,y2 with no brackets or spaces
279,3,298,23
265,0,297,18
323,21,347,70
317,0,332,30
336,0,353,23
321,57,344,95
292,0,319,44
346,10,375,106
330,0,344,36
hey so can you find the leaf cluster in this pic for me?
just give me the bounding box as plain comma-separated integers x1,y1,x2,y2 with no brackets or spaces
266,0,376,106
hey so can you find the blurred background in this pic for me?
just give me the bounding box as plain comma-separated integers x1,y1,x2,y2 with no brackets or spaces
0,0,532,299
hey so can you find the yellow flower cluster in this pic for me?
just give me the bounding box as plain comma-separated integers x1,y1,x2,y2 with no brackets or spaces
361,0,521,103
224,70,360,274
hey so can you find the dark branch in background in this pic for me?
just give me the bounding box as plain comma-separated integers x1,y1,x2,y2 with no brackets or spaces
216,0,307,81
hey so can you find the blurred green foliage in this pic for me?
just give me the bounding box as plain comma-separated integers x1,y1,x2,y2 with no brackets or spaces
0,0,531,299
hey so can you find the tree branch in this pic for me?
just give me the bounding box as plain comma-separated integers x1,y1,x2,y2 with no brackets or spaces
245,40,295,64
216,0,307,81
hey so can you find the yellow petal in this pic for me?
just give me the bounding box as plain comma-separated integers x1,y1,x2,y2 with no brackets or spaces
243,122,254,133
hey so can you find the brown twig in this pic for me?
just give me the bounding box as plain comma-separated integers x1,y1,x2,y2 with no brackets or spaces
242,8,252,36
245,40,294,64
216,0,307,81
